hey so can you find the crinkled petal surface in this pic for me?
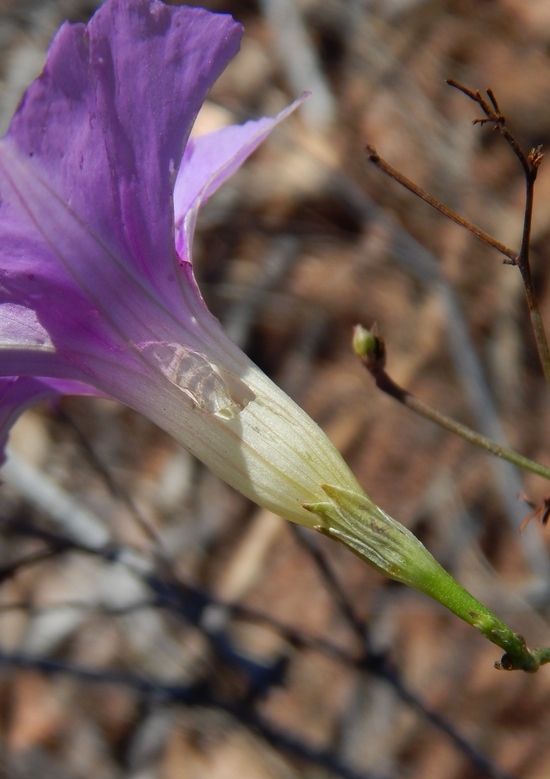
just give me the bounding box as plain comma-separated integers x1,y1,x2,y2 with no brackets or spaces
0,0,242,381
0,0,364,526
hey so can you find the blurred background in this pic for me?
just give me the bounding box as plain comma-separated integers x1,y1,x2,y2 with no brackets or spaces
1,0,550,777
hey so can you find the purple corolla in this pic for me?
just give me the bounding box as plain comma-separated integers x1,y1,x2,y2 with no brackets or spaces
0,0,363,523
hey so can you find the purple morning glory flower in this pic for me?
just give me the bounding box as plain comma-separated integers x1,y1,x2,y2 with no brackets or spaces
1,0,548,672
0,0,364,523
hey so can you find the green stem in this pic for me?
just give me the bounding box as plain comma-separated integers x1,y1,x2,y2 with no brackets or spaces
304,484,550,672
378,369,550,482
352,326,550,482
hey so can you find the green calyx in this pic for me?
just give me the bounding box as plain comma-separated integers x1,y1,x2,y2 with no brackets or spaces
303,484,550,673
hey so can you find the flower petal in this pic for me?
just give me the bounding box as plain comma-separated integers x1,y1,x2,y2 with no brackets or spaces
0,376,100,464
173,96,307,261
0,0,243,372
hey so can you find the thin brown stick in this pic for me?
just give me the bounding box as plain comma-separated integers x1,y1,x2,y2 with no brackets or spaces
365,145,517,263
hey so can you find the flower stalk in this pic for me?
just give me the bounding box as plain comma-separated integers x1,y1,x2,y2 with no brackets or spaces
305,484,550,672
353,325,550,482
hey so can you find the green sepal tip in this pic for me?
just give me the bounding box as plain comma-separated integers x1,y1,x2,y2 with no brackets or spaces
303,484,550,672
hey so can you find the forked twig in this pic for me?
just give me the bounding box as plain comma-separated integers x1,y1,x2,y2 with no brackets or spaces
445,80,550,385
366,80,550,386
445,79,538,185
